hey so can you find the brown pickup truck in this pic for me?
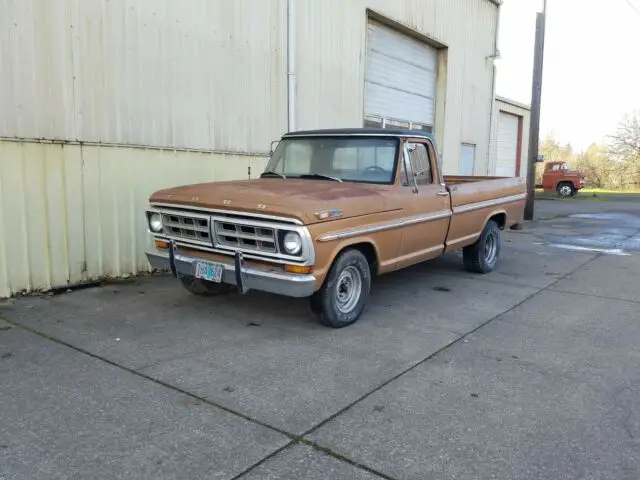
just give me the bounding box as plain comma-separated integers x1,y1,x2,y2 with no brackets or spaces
145,128,525,328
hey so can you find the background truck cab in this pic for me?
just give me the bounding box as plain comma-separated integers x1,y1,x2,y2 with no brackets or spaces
538,161,585,197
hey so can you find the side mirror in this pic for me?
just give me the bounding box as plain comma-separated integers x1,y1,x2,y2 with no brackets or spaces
269,140,279,155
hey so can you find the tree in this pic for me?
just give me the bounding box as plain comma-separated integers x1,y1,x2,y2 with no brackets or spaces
608,111,640,189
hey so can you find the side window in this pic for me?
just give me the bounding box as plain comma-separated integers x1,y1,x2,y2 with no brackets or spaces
407,143,432,185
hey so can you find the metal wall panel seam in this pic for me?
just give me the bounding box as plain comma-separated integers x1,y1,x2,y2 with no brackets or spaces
0,137,271,157
41,144,53,290
19,144,32,291
0,145,10,297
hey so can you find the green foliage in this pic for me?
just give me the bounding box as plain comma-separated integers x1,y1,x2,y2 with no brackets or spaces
537,112,640,190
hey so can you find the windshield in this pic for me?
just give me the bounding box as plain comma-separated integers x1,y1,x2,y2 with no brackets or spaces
264,137,399,184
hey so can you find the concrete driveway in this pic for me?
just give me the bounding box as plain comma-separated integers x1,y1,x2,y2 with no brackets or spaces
1,199,639,479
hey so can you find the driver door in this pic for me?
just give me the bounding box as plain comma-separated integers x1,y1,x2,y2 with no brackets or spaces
395,139,451,269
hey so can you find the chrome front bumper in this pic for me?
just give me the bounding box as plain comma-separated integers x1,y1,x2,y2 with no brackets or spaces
145,247,317,298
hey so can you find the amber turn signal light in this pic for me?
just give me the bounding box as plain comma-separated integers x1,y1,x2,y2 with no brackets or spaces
154,239,170,249
284,264,313,274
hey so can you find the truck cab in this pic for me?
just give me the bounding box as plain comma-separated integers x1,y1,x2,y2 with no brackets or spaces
540,161,585,197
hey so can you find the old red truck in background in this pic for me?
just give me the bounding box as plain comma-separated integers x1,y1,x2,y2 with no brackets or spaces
537,161,585,197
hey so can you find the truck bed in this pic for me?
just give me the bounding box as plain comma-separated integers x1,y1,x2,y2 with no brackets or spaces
443,175,526,210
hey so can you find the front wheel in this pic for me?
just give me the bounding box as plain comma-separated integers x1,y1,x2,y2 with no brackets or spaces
310,249,371,328
463,220,501,274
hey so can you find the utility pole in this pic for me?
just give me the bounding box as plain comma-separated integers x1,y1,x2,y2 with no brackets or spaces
524,0,547,221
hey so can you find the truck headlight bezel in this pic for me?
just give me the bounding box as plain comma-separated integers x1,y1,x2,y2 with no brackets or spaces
148,212,163,233
281,231,302,255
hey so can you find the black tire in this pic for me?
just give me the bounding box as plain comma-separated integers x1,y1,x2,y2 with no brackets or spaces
556,183,575,197
462,220,501,274
311,249,371,328
179,275,233,296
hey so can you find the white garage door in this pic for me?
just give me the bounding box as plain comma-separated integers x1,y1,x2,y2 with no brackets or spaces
496,112,520,177
364,21,438,131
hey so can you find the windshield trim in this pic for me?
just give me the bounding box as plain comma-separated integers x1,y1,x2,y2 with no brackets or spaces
264,135,401,186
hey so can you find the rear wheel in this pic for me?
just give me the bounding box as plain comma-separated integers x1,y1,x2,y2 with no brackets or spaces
179,275,233,296
557,183,575,197
310,249,371,328
463,220,501,274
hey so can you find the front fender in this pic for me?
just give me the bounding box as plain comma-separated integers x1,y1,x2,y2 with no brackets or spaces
311,235,384,289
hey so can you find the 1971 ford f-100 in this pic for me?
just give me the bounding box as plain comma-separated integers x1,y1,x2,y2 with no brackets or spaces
145,128,526,328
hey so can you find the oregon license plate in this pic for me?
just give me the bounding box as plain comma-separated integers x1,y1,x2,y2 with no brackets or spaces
195,261,224,283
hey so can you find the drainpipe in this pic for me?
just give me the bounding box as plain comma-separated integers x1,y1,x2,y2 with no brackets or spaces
486,6,500,174
287,0,297,132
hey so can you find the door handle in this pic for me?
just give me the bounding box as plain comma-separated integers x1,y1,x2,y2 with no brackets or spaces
437,191,449,196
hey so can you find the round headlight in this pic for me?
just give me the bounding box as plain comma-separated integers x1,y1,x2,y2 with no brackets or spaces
283,232,302,255
149,213,163,233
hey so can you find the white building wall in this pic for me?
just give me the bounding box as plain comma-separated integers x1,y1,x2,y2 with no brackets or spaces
0,0,500,297
489,96,531,178
0,0,287,151
296,0,499,175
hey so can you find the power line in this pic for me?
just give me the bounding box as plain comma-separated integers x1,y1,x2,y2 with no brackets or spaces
624,0,640,17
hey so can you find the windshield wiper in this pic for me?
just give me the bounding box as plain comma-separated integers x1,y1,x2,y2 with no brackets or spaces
299,174,343,183
260,171,287,179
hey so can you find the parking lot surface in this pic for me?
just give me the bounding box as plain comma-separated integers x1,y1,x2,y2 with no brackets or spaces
1,199,639,479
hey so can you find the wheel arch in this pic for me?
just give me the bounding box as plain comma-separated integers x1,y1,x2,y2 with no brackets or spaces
484,209,508,230
313,237,380,289
331,239,380,273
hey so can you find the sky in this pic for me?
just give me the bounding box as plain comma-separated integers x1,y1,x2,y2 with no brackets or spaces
496,0,640,151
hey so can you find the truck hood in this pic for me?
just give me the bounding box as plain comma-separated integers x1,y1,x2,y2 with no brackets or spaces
149,178,395,224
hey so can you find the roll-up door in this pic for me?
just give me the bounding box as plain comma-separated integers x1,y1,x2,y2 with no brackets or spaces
496,111,520,177
364,21,438,131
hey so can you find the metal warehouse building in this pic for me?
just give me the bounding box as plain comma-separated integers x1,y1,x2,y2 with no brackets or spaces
0,0,527,297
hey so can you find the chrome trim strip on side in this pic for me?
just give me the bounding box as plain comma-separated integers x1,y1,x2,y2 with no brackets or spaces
452,193,526,215
148,203,303,225
317,210,452,242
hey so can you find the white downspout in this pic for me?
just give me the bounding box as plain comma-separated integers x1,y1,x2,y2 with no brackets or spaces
487,6,500,174
287,0,297,132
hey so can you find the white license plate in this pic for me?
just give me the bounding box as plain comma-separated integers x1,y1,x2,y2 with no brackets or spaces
195,261,224,283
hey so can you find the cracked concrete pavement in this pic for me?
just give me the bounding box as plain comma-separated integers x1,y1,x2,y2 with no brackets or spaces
1,199,639,479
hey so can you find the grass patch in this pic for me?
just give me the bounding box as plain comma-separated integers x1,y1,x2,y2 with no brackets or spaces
535,189,640,202
581,188,640,194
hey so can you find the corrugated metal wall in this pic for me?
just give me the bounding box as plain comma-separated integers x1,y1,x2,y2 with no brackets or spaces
0,0,499,297
489,98,531,178
0,140,268,297
0,0,287,151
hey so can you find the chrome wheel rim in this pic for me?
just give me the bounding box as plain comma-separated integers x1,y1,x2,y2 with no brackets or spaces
484,232,497,265
335,266,362,313
560,185,572,196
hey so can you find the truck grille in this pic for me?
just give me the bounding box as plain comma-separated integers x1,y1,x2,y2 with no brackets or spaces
162,213,211,243
214,220,277,253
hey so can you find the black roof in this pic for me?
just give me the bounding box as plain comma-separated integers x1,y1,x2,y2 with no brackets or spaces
282,128,434,140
